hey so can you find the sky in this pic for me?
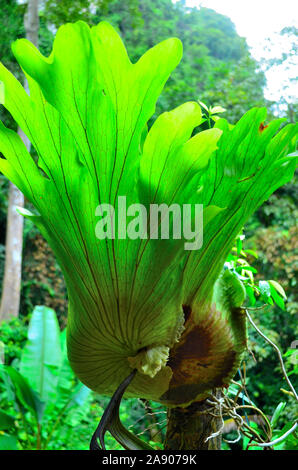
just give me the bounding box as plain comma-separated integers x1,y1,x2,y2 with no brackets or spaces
179,0,298,103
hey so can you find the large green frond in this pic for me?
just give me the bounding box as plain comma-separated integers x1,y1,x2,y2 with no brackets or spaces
0,22,296,406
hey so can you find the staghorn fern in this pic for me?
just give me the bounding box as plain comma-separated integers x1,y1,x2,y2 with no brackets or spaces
0,21,297,444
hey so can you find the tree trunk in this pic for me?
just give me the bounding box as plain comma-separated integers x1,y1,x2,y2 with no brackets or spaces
164,392,222,450
24,0,40,45
0,0,39,323
0,182,24,322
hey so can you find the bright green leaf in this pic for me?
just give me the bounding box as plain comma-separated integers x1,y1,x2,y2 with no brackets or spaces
269,280,287,299
245,285,256,306
198,100,209,112
245,249,258,258
20,306,62,405
0,365,44,423
270,285,286,310
210,105,226,114
0,410,15,431
0,433,18,450
271,402,286,428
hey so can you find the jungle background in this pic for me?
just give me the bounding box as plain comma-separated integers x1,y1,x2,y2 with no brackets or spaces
0,0,297,450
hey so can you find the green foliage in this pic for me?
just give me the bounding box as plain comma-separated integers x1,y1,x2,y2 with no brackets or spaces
241,170,297,419
223,234,297,449
0,0,25,69
0,316,28,365
0,306,94,449
43,0,110,27
197,100,226,129
226,233,288,310
19,305,62,403
223,421,298,451
283,347,298,379
226,411,298,450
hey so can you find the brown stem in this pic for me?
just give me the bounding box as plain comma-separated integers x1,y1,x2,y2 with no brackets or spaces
164,391,222,450
36,423,42,450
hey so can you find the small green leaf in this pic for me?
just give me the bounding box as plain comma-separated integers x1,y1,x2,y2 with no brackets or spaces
245,249,258,259
0,365,45,423
268,280,287,299
271,421,297,449
270,402,286,428
241,266,257,274
210,105,226,114
283,348,297,358
242,269,254,283
234,270,248,281
245,285,256,306
236,237,242,255
270,285,286,310
198,100,209,112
